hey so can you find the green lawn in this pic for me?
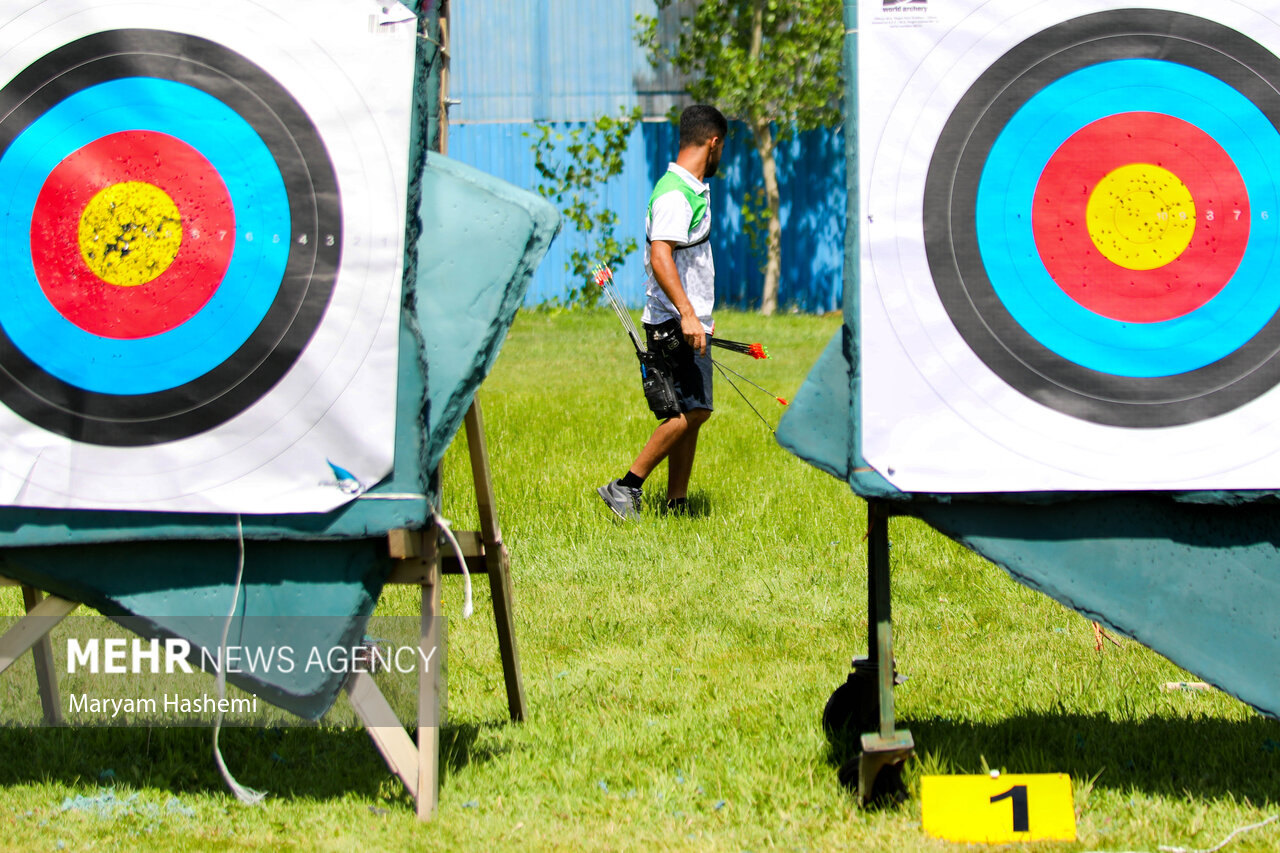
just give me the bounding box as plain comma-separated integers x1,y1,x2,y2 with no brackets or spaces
1,309,1278,851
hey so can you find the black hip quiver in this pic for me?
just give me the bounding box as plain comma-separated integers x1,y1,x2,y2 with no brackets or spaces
637,348,679,419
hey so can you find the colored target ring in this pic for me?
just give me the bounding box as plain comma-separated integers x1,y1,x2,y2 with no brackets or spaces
4,77,292,394
924,9,1280,427
976,58,1280,377
30,130,236,339
1032,113,1249,324
0,29,341,446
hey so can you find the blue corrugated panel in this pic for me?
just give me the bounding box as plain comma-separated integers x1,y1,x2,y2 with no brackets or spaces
448,1,540,122
452,0,659,122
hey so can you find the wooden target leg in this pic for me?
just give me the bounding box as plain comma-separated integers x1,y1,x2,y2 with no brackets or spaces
353,528,445,819
20,585,65,725
0,582,78,725
346,670,419,801
463,400,527,722
416,528,444,820
0,586,78,675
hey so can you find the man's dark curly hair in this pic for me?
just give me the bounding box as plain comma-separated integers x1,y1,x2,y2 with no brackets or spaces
679,104,727,148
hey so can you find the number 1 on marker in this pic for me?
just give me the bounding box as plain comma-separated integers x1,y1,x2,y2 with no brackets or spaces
990,784,1029,832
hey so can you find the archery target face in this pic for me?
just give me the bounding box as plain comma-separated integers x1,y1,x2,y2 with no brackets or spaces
861,0,1280,492
0,1,415,512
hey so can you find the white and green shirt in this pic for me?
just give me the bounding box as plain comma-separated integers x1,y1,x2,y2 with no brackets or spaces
642,163,714,332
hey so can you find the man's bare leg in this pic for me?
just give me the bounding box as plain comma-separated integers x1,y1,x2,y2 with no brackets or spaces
627,413,695,480
664,408,710,501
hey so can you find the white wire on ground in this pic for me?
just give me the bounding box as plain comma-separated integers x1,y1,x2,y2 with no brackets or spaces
212,515,267,806
1158,814,1278,853
1082,813,1278,853
432,509,473,619
208,508,472,803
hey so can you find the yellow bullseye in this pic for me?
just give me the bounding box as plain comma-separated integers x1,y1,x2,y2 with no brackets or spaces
1085,163,1196,271
78,182,183,286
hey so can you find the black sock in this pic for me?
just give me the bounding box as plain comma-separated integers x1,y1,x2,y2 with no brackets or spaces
619,472,644,489
666,497,688,510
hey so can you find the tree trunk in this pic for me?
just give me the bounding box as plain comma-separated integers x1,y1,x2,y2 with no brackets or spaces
748,0,781,315
752,117,782,316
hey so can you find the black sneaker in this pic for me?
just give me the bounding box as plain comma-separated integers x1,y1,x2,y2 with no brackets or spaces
597,480,642,521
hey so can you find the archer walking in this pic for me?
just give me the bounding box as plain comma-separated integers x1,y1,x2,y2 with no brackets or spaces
598,105,727,520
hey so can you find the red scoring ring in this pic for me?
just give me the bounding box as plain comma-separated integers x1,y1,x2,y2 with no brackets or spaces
1031,112,1250,323
29,131,235,339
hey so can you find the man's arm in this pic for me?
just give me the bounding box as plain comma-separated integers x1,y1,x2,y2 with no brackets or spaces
650,239,706,356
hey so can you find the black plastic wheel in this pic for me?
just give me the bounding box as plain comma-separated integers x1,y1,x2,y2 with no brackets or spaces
822,669,879,740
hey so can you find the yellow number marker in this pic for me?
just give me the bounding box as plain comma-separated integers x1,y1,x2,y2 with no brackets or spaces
921,773,1076,843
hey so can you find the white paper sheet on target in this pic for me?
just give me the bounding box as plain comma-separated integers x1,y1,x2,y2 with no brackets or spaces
860,0,1280,492
0,0,414,512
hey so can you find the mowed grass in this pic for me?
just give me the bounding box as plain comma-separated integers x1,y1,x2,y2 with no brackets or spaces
1,308,1278,851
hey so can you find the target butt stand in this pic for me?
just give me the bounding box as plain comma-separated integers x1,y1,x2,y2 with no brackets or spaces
358,397,527,819
0,398,527,822
823,501,914,805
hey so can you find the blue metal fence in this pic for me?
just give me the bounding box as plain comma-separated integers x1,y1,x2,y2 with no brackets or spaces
446,1,845,312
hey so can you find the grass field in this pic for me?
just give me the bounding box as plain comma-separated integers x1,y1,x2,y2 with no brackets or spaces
2,308,1278,851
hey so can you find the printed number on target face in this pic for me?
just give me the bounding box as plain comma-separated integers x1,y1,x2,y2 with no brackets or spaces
920,774,1076,843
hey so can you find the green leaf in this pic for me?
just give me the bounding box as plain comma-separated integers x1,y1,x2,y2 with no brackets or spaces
525,106,642,308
